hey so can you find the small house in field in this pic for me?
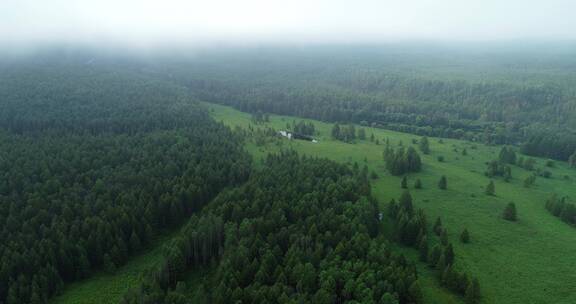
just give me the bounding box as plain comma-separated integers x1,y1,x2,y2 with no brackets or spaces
278,130,317,143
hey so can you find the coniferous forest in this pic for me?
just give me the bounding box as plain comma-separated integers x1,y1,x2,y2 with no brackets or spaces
1,46,576,304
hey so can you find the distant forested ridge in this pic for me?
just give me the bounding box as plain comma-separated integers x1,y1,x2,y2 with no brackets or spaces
0,61,251,304
152,47,576,161
123,151,424,304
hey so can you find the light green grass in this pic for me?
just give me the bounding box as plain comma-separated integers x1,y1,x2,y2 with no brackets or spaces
50,231,179,304
205,101,576,304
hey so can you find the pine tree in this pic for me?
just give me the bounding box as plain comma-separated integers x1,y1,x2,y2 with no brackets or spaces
414,178,422,189
485,180,495,196
419,136,430,154
401,176,408,189
440,229,449,246
462,148,468,156
444,243,455,265
331,124,341,140
419,236,429,262
438,175,447,190
433,217,443,236
460,228,470,243
503,202,517,221
465,278,481,304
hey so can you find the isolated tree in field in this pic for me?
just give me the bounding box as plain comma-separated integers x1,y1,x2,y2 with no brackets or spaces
444,243,455,265
460,228,470,243
401,176,408,189
465,278,481,304
462,148,468,156
503,202,517,221
331,123,341,140
523,175,536,188
498,146,516,164
485,180,495,196
414,178,422,189
370,133,375,142
419,136,430,154
438,175,447,190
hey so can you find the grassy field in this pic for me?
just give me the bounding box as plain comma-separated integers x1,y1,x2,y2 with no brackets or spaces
205,101,576,304
50,230,180,304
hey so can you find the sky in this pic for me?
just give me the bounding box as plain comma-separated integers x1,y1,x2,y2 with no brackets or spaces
1,0,575,48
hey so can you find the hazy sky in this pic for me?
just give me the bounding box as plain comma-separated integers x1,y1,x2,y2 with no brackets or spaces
1,0,575,47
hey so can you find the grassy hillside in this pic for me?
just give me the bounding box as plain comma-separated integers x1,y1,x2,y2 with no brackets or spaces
205,102,576,304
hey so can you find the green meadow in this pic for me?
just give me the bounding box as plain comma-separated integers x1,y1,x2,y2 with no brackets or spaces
205,101,576,304
53,101,576,304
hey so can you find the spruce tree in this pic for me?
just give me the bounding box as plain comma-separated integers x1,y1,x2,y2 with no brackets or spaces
465,278,481,304
414,178,422,189
460,228,470,243
419,136,430,154
401,176,408,189
440,229,449,246
503,202,517,221
438,175,447,190
419,237,429,262
433,217,443,236
485,180,495,196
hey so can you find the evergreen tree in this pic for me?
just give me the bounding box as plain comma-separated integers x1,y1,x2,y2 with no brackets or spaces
433,217,443,236
438,175,447,190
440,229,449,246
460,228,470,243
331,123,341,140
485,180,495,196
419,136,430,154
419,237,429,262
401,176,408,189
503,202,517,221
414,178,422,189
462,148,468,156
465,278,481,304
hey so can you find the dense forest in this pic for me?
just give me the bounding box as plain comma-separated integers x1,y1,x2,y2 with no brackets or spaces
147,47,576,161
122,151,428,304
0,62,251,304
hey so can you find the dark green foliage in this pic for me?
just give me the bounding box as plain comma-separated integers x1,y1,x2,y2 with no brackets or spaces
485,180,495,196
331,123,356,142
384,146,422,175
485,160,512,180
433,217,443,236
523,175,536,188
0,62,252,304
419,136,430,154
123,152,423,304
437,155,445,162
414,178,422,189
438,175,448,190
545,195,576,226
503,203,517,221
401,176,408,189
462,148,468,156
460,229,470,243
291,120,316,135
440,229,449,246
465,278,482,304
498,147,517,165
